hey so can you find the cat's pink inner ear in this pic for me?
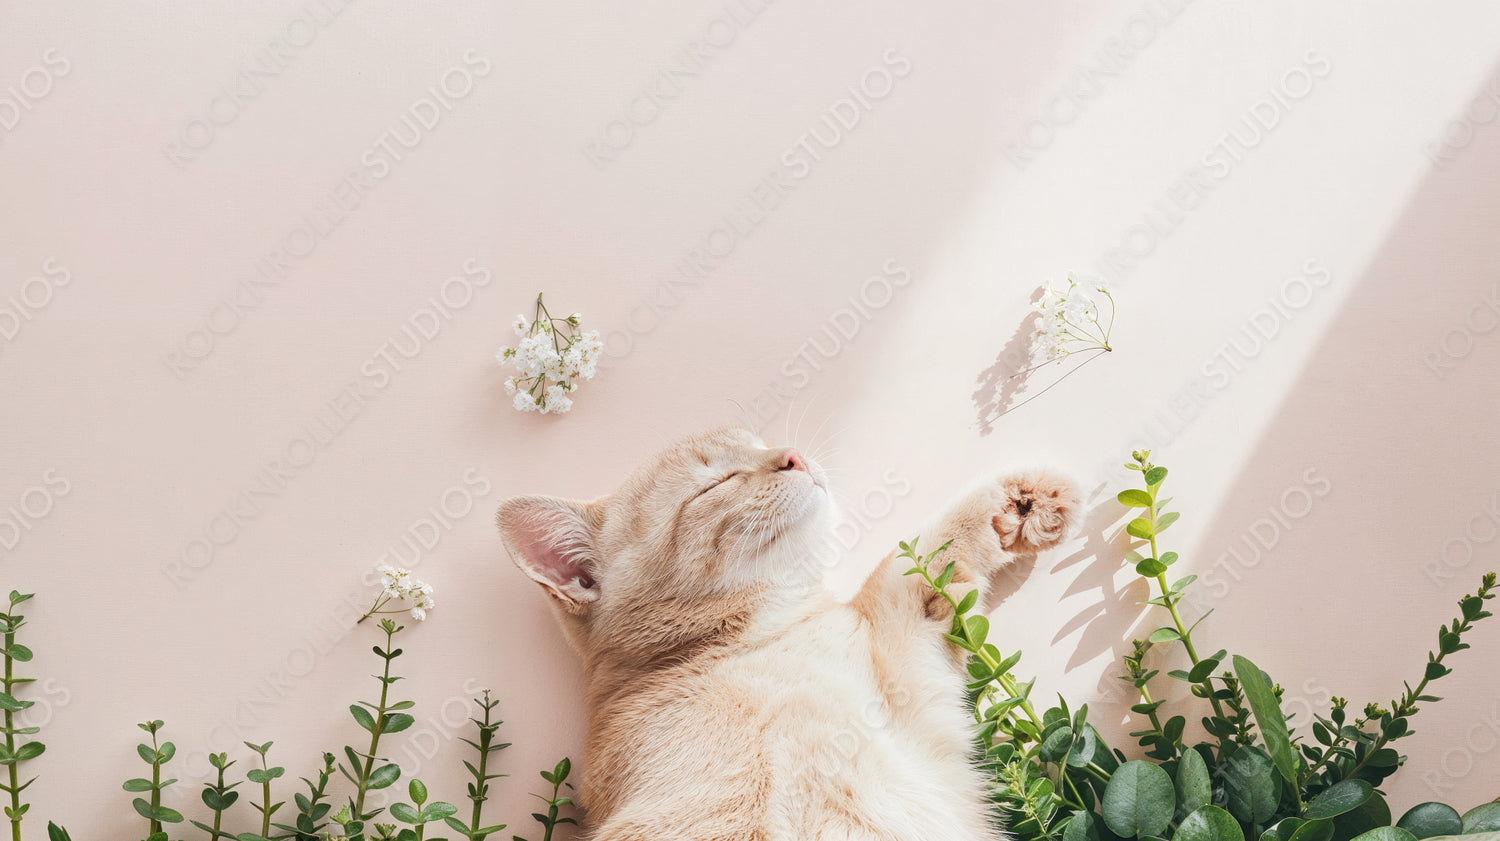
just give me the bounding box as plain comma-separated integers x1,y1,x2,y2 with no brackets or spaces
499,497,600,609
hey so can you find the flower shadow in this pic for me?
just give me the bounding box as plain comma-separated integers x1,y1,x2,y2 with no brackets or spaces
972,288,1044,437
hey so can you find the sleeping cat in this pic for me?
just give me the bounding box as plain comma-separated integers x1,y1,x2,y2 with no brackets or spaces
497,426,1079,841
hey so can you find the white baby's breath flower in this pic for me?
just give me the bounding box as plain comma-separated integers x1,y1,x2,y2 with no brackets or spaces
411,592,435,621
360,565,436,623
498,295,602,415
542,383,574,414
1029,274,1116,363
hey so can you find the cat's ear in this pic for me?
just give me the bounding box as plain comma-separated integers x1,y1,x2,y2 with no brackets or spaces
497,495,602,613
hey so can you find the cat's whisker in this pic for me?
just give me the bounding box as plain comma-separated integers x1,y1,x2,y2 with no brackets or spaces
792,391,820,451
803,415,844,464
726,397,756,433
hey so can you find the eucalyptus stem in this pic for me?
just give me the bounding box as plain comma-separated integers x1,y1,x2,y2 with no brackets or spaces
1126,452,1228,722
149,731,163,834
3,620,18,841
353,623,397,819
904,540,1044,732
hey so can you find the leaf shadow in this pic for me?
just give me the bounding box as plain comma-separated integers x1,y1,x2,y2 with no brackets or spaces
1048,500,1153,674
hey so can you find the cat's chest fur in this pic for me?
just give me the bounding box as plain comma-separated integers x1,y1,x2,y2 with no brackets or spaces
584,600,1003,841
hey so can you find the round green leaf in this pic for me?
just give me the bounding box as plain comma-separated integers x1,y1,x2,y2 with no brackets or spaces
1176,805,1245,841
14,743,44,761
1136,558,1168,577
1348,829,1416,841
349,704,376,733
1117,489,1153,508
1305,779,1375,821
1396,803,1463,839
367,762,401,789
1038,725,1074,763
1175,747,1211,821
383,713,416,734
1462,802,1500,833
1145,466,1168,485
1062,811,1102,841
202,788,239,811
1066,724,1110,769
420,802,458,821
409,778,428,805
122,778,153,792
1333,789,1391,840
1286,819,1334,841
1127,518,1156,540
1224,746,1279,825
1263,817,1304,841
389,802,420,824
1102,760,1175,839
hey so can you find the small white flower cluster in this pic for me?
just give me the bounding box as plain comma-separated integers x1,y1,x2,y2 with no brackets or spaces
1031,274,1115,361
376,563,436,621
497,295,603,415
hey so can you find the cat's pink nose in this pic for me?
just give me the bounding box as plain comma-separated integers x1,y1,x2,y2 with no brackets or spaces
777,449,809,472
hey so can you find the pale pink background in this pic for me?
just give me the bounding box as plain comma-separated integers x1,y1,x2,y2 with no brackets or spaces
3,1,1500,835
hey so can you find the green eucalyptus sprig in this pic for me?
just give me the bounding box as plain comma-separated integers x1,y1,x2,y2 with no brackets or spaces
898,538,1042,745
901,538,1116,836
1301,570,1497,792
1118,450,1229,723
271,751,335,840
188,752,238,839
514,758,576,841
125,719,183,837
445,691,510,840
241,740,284,840
0,591,44,841
335,617,415,839
907,452,1500,841
390,778,458,840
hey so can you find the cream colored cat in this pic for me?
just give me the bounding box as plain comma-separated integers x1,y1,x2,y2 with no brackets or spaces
497,426,1079,841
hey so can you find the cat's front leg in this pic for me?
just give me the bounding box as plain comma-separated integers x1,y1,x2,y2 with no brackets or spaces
853,470,1080,629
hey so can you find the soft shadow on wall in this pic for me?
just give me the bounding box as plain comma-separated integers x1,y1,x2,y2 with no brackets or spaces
1153,66,1500,812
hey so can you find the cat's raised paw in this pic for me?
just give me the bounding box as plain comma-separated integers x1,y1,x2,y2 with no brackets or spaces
990,471,1080,553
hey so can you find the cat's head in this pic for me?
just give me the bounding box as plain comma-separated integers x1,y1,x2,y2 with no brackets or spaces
497,426,833,646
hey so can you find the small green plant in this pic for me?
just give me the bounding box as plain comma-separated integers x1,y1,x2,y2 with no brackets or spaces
334,617,416,838
272,751,335,840
41,568,573,840
911,450,1499,841
445,690,510,840
390,778,459,840
189,751,238,839
0,591,44,841
241,739,285,840
514,757,576,841
125,719,183,839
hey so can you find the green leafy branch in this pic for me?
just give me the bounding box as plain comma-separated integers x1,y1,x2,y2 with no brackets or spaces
0,591,43,841
271,752,335,840
336,618,414,837
514,758,575,841
445,691,510,840
189,751,238,839
125,720,183,837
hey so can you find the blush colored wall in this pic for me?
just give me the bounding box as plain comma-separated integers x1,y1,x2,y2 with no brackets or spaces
2,1,1498,835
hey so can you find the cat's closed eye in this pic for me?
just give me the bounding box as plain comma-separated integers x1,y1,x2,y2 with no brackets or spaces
693,471,744,499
